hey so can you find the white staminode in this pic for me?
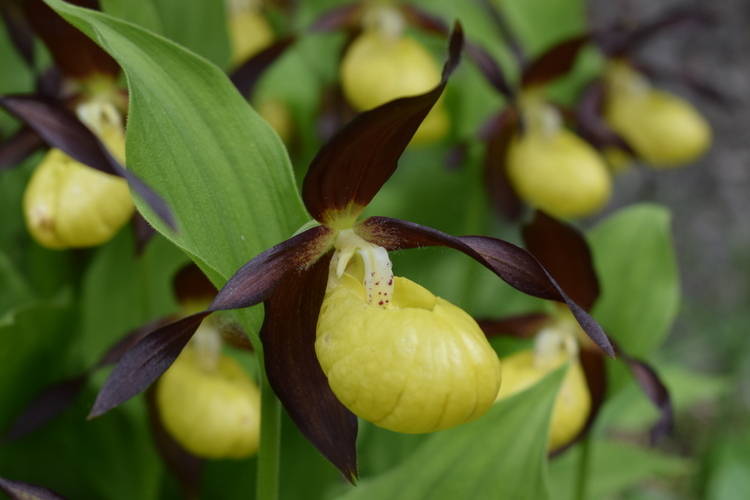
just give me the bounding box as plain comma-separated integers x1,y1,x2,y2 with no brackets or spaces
533,320,579,370
191,323,223,373
76,99,123,140
331,228,394,307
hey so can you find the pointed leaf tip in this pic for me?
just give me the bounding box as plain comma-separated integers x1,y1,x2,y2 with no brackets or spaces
88,312,211,419
301,22,465,223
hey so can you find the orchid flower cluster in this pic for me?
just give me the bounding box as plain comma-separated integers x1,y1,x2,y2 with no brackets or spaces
468,5,715,221
0,0,697,496
83,25,613,478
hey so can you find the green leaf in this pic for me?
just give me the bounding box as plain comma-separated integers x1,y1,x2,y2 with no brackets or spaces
0,290,73,432
0,389,163,500
150,0,231,68
45,0,309,337
548,439,690,500
0,251,34,312
706,430,750,500
333,365,567,500
99,0,163,34
589,204,680,358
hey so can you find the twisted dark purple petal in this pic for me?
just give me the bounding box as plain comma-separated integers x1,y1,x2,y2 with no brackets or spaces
360,216,614,357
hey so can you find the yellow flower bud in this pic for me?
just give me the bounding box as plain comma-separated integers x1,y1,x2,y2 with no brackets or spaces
506,128,612,218
604,62,711,167
496,349,590,451
255,98,294,144
316,271,502,434
23,148,134,249
228,9,274,67
156,347,261,459
340,29,447,144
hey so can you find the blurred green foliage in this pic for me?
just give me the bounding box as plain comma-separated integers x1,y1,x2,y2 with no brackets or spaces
0,0,735,499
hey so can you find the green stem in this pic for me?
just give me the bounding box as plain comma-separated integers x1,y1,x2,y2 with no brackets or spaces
574,436,591,500
256,356,282,500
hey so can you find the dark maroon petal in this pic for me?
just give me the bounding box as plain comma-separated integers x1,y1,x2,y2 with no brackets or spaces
308,3,363,32
145,387,204,499
2,375,88,444
36,65,64,99
172,263,217,306
209,225,333,311
301,22,464,224
482,109,522,220
88,311,212,419
24,0,120,79
477,313,551,339
400,4,449,36
465,41,514,98
261,254,358,481
575,80,633,152
0,94,116,174
361,216,560,300
617,347,673,444
522,210,600,312
95,317,174,369
0,126,44,171
360,216,614,358
230,36,296,97
521,35,589,89
0,477,69,500
0,94,176,229
550,347,607,456
0,0,35,67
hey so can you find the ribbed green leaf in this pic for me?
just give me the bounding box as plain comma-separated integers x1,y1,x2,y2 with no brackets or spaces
589,204,679,357
149,0,230,68
45,0,309,336
334,365,566,500
548,439,689,500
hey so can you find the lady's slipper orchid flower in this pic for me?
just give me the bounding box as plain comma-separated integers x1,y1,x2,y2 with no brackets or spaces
88,24,613,479
0,0,174,243
576,8,715,171
480,210,673,453
601,60,711,168
468,36,612,221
